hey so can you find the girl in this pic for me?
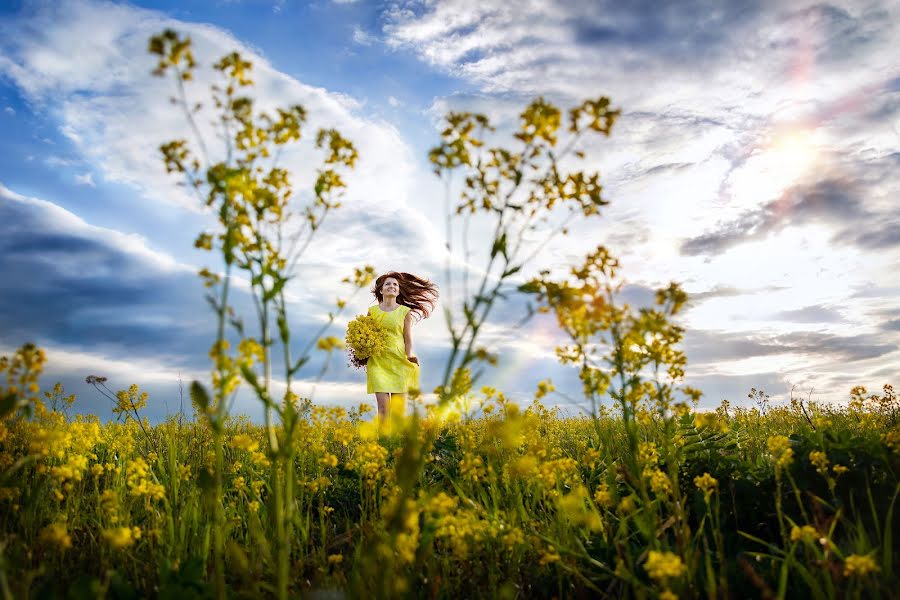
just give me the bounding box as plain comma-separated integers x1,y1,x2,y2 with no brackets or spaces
365,271,438,420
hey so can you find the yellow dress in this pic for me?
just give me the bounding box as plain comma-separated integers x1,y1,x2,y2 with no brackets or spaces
366,304,420,394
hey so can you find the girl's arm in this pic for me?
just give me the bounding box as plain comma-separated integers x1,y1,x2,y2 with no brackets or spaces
403,310,418,364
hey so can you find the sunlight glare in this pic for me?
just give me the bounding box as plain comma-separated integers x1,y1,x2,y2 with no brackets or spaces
729,128,820,211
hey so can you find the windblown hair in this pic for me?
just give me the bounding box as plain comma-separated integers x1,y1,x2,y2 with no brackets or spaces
372,271,439,321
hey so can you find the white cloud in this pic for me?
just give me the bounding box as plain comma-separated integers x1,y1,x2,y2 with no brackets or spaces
0,0,451,325
3,106,13,115
0,183,190,274
74,172,95,187
352,25,374,45
381,0,900,404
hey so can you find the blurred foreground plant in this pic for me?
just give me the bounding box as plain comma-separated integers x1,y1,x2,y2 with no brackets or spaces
151,29,366,600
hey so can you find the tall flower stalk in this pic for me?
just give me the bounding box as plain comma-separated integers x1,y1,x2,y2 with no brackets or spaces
150,29,360,600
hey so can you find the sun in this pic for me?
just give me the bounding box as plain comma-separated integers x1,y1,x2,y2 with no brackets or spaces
729,128,820,210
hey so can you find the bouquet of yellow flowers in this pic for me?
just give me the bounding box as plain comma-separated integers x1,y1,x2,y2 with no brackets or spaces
345,314,387,369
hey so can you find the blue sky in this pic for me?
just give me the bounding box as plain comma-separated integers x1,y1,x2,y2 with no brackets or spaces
1,0,898,420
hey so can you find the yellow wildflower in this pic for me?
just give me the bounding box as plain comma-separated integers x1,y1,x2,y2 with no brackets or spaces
844,554,879,577
694,472,718,499
594,482,615,509
230,433,259,453
103,526,141,549
328,554,343,565
790,525,818,543
617,495,636,515
645,467,672,496
539,547,561,565
809,450,828,473
39,522,72,551
345,314,388,362
644,550,686,581
767,436,794,469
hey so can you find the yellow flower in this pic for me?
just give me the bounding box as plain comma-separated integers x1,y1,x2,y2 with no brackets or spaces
767,436,794,469
248,501,260,513
539,547,561,565
659,591,678,600
694,472,718,499
617,495,636,515
884,429,900,454
593,482,615,509
230,433,259,453
351,441,388,484
790,525,818,543
345,314,388,361
316,336,345,352
809,450,828,472
103,526,141,549
327,554,343,565
644,467,672,496
844,554,879,577
644,550,686,581
638,441,659,465
39,522,72,551
320,453,339,468
694,412,728,433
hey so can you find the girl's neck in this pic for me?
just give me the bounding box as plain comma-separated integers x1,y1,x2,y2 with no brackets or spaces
380,298,399,310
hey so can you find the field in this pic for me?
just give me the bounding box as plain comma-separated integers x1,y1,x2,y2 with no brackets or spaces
1,30,897,600
1,349,898,599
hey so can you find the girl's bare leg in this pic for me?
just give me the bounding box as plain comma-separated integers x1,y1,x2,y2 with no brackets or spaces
375,392,391,420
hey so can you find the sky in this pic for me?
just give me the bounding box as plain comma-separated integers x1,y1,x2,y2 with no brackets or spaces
0,0,898,421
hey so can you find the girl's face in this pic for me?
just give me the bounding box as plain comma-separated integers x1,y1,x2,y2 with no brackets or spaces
381,277,400,299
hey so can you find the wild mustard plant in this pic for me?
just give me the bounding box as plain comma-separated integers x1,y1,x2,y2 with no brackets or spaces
150,28,373,599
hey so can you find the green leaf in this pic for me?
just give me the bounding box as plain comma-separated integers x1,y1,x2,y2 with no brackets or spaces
884,485,898,575
276,313,289,342
196,466,215,492
0,392,18,420
289,356,309,377
189,381,210,411
263,276,288,302
502,265,522,278
490,233,507,259
239,364,262,394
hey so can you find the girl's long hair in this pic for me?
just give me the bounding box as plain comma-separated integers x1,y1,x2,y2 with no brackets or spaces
373,271,439,321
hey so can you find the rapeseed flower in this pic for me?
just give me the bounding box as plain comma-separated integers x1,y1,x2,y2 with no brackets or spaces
644,467,672,496
790,525,818,543
809,450,828,473
844,554,879,577
345,314,388,368
39,522,72,551
644,550,686,581
694,472,718,500
617,495,636,515
352,441,388,484
103,526,141,549
767,435,794,469
594,482,615,509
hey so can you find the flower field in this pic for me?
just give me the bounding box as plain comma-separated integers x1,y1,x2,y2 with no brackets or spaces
1,345,897,598
0,30,896,600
